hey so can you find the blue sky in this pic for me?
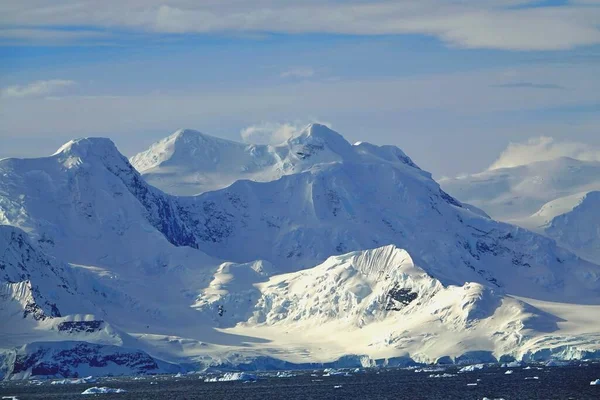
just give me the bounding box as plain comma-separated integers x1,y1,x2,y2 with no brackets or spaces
1,1,600,177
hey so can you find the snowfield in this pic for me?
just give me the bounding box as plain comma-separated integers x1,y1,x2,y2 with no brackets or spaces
0,124,599,379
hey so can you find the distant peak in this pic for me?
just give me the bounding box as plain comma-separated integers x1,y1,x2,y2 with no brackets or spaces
301,123,341,139
288,124,352,153
172,128,202,139
168,128,244,147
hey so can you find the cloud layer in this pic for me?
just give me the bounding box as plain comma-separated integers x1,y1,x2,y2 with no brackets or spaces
1,1,600,50
489,136,600,170
1,80,76,98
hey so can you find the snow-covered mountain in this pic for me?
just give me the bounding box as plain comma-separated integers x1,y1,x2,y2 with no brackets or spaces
514,191,600,265
198,246,598,364
440,157,600,222
1,124,599,379
440,158,600,264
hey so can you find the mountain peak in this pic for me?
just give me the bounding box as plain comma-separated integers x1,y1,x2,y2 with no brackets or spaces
287,124,353,157
293,123,344,141
54,137,119,158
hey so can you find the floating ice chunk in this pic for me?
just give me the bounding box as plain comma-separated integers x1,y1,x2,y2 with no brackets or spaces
525,376,539,380
275,371,297,378
204,372,258,382
81,387,126,394
545,360,568,367
322,368,351,377
416,367,445,373
467,383,478,386
459,364,485,373
2,396,19,400
503,361,522,368
52,376,96,385
591,379,600,385
429,373,457,378
334,385,343,389
505,370,513,375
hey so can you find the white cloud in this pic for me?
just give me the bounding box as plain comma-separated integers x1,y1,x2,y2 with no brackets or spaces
489,136,600,170
240,122,305,145
1,80,76,98
280,67,315,79
1,1,600,50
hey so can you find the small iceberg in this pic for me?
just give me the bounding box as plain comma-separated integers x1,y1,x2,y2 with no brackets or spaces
545,360,568,367
505,370,513,375
466,383,477,386
415,367,445,373
322,368,351,377
502,361,522,368
204,372,258,383
525,376,539,380
591,379,600,386
81,387,126,395
459,364,485,373
275,371,297,378
52,376,96,385
429,373,457,378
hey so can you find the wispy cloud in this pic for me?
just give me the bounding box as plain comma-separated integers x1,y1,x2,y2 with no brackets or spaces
492,82,566,90
240,120,332,144
1,1,599,50
1,80,76,98
280,67,315,79
489,136,600,170
240,122,304,145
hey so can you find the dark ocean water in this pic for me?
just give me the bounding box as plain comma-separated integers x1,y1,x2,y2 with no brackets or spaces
2,363,600,400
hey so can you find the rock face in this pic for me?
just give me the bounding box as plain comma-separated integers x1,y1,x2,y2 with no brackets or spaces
2,341,179,380
0,125,599,377
0,225,81,321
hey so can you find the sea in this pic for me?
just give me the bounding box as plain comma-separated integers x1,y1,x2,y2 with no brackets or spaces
1,362,600,399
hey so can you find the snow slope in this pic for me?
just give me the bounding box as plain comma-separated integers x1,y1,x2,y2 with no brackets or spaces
515,191,600,265
440,157,600,221
0,125,599,378
213,246,600,364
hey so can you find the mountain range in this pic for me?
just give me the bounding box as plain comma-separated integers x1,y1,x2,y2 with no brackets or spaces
1,124,599,379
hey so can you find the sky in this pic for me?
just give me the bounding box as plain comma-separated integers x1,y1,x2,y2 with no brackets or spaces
1,0,600,178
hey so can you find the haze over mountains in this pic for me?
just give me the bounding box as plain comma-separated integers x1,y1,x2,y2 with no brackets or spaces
440,157,600,265
1,124,599,379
